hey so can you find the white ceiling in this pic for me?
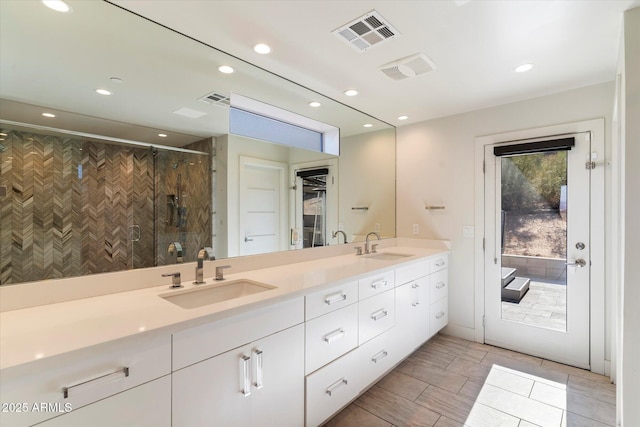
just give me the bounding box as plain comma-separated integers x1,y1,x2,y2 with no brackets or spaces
112,0,639,126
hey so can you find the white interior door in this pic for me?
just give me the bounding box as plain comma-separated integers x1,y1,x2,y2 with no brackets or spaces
484,133,591,368
239,156,287,256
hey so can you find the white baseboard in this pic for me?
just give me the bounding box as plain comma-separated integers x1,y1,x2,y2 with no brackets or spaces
440,324,477,342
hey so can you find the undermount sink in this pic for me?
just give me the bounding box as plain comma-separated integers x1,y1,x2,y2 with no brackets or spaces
363,252,413,261
160,279,276,309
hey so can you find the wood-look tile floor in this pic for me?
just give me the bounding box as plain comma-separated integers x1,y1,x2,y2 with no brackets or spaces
324,334,616,427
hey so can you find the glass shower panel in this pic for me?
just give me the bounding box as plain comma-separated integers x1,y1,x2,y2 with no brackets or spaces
155,148,212,265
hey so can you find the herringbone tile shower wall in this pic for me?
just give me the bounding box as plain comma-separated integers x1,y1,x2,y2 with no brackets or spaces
0,130,212,285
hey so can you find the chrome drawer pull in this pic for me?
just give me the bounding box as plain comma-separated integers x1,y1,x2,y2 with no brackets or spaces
254,350,263,389
62,367,129,399
371,309,388,321
371,279,387,289
241,355,251,396
435,311,446,319
435,261,445,267
436,282,446,289
325,292,347,305
326,378,348,396
372,350,388,363
323,328,346,344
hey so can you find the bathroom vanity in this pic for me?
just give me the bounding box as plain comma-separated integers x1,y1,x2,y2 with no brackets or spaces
0,241,448,427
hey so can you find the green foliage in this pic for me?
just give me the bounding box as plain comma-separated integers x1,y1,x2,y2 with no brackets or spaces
501,151,567,212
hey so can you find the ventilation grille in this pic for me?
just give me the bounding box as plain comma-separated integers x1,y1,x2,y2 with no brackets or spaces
198,91,231,108
380,53,436,80
332,10,400,53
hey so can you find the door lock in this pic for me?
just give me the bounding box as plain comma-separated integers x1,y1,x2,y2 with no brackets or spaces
566,258,587,268
575,242,586,250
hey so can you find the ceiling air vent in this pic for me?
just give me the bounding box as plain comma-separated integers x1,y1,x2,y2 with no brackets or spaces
198,91,231,108
332,10,400,53
380,53,437,80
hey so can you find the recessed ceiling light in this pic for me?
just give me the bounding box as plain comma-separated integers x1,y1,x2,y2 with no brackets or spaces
42,112,56,118
158,133,168,138
514,63,534,73
363,123,373,128
218,65,234,74
309,101,322,108
397,115,408,121
254,43,271,54
96,89,112,96
344,89,358,97
42,0,72,13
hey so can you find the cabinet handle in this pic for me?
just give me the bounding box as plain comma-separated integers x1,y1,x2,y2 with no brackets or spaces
411,283,419,289
326,378,348,396
62,367,129,399
372,350,388,363
323,328,346,344
254,350,263,389
435,261,445,267
371,279,387,289
371,309,388,321
241,355,251,397
436,311,446,319
436,282,446,289
412,301,420,307
325,292,347,305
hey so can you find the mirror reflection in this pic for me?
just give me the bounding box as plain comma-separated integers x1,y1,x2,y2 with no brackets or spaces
0,0,396,285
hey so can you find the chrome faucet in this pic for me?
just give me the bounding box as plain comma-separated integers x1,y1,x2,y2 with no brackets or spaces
332,230,348,244
162,272,182,289
364,231,381,254
167,241,183,264
194,247,215,284
215,265,231,281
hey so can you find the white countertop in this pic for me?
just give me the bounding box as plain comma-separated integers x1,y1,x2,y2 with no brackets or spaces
0,246,446,371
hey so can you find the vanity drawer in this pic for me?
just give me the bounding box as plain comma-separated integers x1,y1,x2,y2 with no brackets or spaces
0,333,171,427
358,270,395,300
395,259,430,285
354,328,397,392
305,303,358,374
172,297,304,370
305,349,359,427
430,297,449,337
431,254,448,273
305,280,358,321
358,289,395,345
430,269,448,303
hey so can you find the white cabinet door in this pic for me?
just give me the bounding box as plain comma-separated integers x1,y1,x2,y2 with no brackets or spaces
37,376,171,427
172,344,251,427
395,276,430,355
251,324,304,427
173,324,304,427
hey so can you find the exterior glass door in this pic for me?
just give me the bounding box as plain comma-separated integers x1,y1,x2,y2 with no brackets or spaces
484,133,591,368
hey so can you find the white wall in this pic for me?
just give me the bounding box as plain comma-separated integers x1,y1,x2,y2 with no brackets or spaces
620,6,640,425
396,82,615,346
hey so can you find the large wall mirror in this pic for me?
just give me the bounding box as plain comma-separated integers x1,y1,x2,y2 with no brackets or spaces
0,0,396,286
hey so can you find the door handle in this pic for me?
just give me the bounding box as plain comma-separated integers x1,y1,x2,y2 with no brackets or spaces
129,225,141,242
244,236,254,242
566,258,587,267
